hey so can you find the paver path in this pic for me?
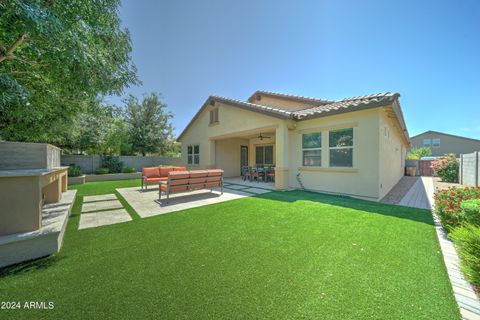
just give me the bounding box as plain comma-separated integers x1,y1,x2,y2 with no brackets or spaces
415,177,480,320
79,194,132,229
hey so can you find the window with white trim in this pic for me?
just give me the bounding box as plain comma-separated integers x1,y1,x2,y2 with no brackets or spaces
302,132,321,166
187,144,200,165
209,108,219,124
432,138,440,148
423,138,431,147
329,128,353,167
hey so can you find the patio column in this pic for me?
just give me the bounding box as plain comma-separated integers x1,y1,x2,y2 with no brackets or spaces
275,123,289,190
208,140,216,169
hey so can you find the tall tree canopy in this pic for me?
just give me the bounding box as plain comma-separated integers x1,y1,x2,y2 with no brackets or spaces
124,93,174,156
0,0,138,143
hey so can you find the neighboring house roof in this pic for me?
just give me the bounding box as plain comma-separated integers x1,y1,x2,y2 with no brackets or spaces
178,91,410,143
410,130,480,143
247,90,333,106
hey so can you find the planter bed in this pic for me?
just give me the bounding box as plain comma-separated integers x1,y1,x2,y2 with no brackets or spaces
68,175,86,186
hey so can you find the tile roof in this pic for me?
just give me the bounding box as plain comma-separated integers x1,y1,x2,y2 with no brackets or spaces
211,96,293,118
178,91,408,143
248,90,333,105
293,92,399,119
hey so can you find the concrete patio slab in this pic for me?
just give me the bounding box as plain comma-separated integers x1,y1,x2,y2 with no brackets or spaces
83,194,117,203
79,208,131,230
224,184,249,190
117,187,252,218
81,199,123,213
243,187,272,194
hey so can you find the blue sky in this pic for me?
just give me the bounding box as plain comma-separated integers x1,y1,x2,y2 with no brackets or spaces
114,0,480,138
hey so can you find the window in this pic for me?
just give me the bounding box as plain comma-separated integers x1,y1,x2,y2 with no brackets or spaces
329,128,353,167
423,138,431,147
302,132,321,166
255,145,274,165
187,144,200,165
209,108,219,124
432,138,440,148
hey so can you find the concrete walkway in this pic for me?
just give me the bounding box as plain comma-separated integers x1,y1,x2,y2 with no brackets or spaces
409,177,480,320
79,194,132,230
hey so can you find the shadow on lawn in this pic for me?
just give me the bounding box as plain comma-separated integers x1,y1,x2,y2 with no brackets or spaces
255,190,433,225
0,255,63,278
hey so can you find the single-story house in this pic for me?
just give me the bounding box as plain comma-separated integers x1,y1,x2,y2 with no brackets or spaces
178,91,410,201
410,130,480,157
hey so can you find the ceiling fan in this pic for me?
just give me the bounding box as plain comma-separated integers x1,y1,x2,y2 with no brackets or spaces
258,133,271,140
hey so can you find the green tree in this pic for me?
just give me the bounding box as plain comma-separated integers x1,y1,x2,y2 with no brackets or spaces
407,147,432,160
123,93,174,156
0,0,138,143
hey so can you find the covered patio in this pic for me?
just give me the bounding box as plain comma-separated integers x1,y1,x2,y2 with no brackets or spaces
210,125,289,190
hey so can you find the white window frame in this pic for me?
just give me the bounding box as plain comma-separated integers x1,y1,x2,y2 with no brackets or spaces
302,132,322,167
432,138,440,148
187,144,200,165
423,138,431,147
329,128,354,168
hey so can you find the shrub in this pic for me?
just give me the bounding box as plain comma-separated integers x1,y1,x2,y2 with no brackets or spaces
68,164,83,177
449,224,480,288
122,166,137,173
95,167,109,175
101,155,124,173
461,199,480,226
431,154,459,182
434,186,480,229
406,147,432,160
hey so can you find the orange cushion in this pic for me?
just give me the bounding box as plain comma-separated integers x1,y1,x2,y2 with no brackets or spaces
189,178,206,184
160,167,174,177
169,171,190,179
143,167,160,178
207,169,224,177
170,186,188,192
206,176,221,182
205,182,221,188
145,177,167,183
189,170,208,178
173,167,187,171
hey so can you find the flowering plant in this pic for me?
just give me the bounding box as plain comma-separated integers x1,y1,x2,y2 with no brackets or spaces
434,186,480,229
431,154,459,182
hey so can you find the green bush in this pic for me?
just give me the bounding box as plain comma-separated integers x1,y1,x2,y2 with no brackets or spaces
95,167,110,175
68,164,83,177
461,199,480,226
431,154,459,182
122,166,137,173
434,186,480,229
449,224,480,288
101,155,124,173
406,147,432,160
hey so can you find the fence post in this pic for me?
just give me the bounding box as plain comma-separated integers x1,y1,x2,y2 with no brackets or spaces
476,151,479,187
460,154,463,185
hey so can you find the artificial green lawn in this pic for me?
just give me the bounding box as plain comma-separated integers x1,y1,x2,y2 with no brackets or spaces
0,180,460,319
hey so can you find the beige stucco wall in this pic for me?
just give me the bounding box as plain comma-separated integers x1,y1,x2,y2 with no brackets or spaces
249,95,318,111
215,138,249,177
180,100,407,200
410,133,480,157
179,101,284,170
378,108,406,200
288,109,381,200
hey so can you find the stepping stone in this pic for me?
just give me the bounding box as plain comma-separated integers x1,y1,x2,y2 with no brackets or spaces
79,209,131,230
224,184,249,190
243,187,272,194
83,194,117,203
82,199,123,213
